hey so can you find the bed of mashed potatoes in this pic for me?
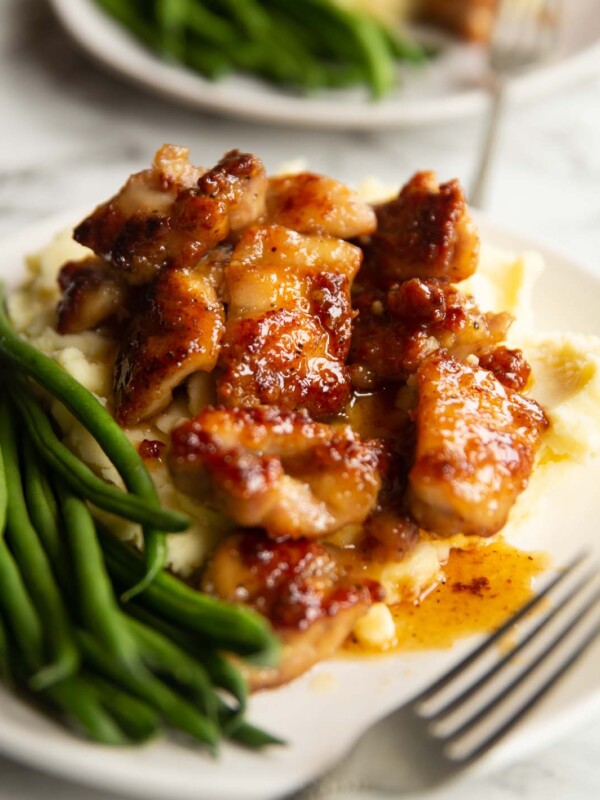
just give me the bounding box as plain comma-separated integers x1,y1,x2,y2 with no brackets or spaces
9,193,600,651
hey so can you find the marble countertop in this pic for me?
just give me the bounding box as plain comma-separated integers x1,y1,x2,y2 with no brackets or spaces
1,1,600,798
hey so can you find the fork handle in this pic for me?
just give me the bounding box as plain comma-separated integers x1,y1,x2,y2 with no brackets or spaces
470,77,507,210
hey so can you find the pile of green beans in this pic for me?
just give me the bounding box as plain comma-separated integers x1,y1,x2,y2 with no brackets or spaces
95,0,427,98
0,284,282,750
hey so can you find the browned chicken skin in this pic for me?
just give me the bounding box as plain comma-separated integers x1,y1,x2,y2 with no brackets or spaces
218,225,361,417
265,172,377,238
362,171,479,286
409,352,548,537
74,146,265,285
114,264,225,426
56,257,129,334
169,405,384,539
349,278,511,389
202,531,383,689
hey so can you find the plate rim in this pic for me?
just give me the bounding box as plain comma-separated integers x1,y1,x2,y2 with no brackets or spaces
48,0,600,130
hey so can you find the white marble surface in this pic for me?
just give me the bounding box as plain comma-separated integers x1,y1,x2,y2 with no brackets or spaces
1,0,600,798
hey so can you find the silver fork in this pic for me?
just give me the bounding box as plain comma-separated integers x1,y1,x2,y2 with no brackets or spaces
470,0,564,208
290,551,600,798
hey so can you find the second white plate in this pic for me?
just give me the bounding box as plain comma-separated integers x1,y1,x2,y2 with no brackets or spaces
49,0,600,129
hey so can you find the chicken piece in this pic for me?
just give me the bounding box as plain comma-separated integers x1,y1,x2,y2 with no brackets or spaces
218,225,361,417
408,352,548,537
169,406,384,539
478,345,531,391
197,149,267,232
362,172,479,286
265,172,376,239
74,146,265,284
56,257,129,334
114,264,224,426
349,278,512,389
419,0,498,42
202,531,383,689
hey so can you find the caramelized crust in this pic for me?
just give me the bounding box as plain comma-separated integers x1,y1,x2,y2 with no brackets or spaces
419,0,498,41
203,531,383,688
169,405,384,539
363,172,479,286
479,345,531,391
114,264,224,426
197,149,267,232
349,278,511,389
218,225,361,417
74,147,265,285
266,172,376,238
409,352,548,537
56,257,129,334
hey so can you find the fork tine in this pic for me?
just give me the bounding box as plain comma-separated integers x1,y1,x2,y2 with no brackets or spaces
430,566,600,722
443,580,600,752
459,613,600,765
413,550,589,707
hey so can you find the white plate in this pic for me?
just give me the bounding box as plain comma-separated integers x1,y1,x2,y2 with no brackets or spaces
49,0,600,130
1,212,600,800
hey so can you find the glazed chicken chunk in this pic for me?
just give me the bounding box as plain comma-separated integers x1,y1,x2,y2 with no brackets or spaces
265,172,377,239
169,406,384,539
363,171,479,286
203,531,383,689
349,278,512,389
409,352,548,537
218,224,361,417
114,263,224,426
74,146,266,285
56,257,129,334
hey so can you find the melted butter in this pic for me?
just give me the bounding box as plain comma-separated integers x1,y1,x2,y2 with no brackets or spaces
344,539,548,654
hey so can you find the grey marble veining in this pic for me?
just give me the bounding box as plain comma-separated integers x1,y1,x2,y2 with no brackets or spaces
1,1,600,798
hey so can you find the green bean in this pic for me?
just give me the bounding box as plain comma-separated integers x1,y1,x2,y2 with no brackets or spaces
0,430,6,535
185,2,238,46
21,436,71,589
54,480,139,671
13,383,189,533
46,677,130,745
77,630,219,750
382,25,428,63
156,0,188,59
0,284,171,596
183,41,232,79
84,673,161,742
95,0,163,50
0,539,44,675
226,715,285,748
0,612,12,686
125,616,218,722
99,527,280,664
122,603,247,716
0,397,79,690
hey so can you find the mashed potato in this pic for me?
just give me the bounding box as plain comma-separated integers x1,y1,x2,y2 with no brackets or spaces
9,209,600,646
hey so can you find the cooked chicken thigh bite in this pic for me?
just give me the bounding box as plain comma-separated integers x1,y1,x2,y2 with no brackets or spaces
349,278,511,389
363,171,479,286
202,531,383,689
56,257,129,334
218,225,361,417
266,172,376,239
114,264,224,426
408,352,548,537
169,406,384,539
74,147,265,285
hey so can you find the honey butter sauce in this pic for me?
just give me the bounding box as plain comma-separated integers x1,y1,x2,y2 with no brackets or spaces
344,539,548,654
